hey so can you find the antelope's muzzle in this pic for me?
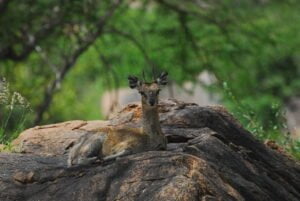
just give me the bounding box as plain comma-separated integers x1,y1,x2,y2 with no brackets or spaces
149,99,155,106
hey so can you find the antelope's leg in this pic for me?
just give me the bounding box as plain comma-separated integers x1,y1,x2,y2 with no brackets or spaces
85,156,98,164
103,150,131,161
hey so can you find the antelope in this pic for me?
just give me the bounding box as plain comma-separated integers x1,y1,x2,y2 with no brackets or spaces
68,72,168,167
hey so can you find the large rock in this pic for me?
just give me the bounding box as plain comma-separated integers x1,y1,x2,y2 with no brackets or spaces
1,99,300,201
12,120,109,155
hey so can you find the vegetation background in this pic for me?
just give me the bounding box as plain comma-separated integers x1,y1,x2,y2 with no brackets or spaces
0,0,299,158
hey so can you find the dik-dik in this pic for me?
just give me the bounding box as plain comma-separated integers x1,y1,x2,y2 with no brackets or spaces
68,72,168,167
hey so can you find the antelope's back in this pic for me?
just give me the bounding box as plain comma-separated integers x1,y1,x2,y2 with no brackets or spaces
102,126,148,156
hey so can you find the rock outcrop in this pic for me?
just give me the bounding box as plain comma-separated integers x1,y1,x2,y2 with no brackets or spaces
1,99,299,201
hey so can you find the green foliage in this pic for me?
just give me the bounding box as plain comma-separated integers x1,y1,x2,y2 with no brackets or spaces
0,78,32,144
223,81,300,160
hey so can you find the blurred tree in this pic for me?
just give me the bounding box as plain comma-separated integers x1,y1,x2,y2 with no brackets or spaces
0,0,122,124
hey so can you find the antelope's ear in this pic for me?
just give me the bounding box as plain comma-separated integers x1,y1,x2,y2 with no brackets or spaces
156,72,168,86
128,75,141,89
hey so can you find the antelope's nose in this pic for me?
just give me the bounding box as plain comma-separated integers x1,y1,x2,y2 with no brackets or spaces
149,99,155,106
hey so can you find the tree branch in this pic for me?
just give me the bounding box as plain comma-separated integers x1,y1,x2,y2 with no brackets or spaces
34,0,122,125
0,10,64,61
0,0,10,14
104,26,163,79
104,26,153,67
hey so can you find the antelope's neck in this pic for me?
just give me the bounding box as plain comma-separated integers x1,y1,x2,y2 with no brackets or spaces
141,102,165,147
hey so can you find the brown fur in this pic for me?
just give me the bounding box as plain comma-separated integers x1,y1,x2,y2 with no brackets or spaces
101,127,147,156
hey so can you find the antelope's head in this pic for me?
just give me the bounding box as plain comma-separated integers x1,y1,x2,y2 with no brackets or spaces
128,72,168,107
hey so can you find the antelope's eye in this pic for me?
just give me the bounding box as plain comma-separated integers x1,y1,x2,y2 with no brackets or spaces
140,91,146,97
